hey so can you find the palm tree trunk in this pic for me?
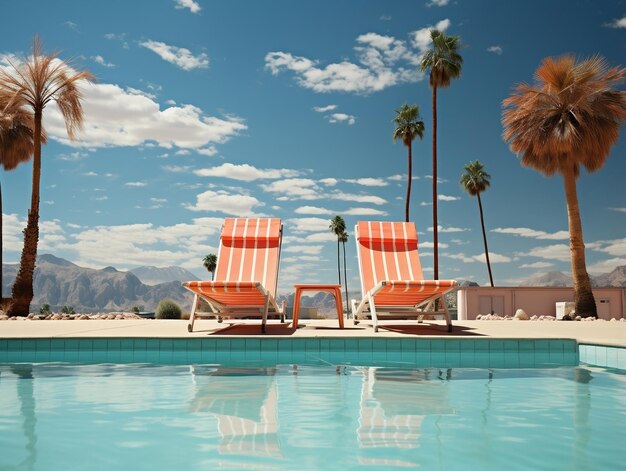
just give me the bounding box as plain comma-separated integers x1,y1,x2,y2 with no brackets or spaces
406,142,412,222
342,240,348,314
563,171,597,317
1,180,3,298
477,192,494,287
8,110,42,316
432,84,439,280
336,238,341,285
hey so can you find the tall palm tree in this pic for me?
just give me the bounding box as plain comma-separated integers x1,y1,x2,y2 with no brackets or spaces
420,29,463,280
329,216,346,285
203,253,217,280
339,230,349,313
502,55,626,318
460,161,494,287
0,97,38,299
0,36,94,316
393,104,425,222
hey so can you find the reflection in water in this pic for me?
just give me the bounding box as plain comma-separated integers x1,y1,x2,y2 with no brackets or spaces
574,368,592,471
358,367,454,467
11,365,38,471
190,367,280,459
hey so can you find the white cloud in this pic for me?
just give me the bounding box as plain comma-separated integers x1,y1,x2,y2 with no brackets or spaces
265,178,388,204
446,252,514,264
140,40,208,70
287,217,330,232
526,244,570,262
303,233,337,243
313,105,337,112
92,55,115,67
196,146,218,156
587,257,626,274
328,113,356,125
294,206,333,215
345,178,388,187
265,27,429,94
65,21,79,32
421,241,449,249
487,46,503,55
492,227,569,240
125,181,147,187
588,237,626,257
162,165,192,173
410,19,450,53
343,207,387,216
58,151,88,161
519,261,554,269
283,245,324,255
320,178,338,186
420,201,432,206
605,16,626,28
427,0,450,6
293,205,387,216
183,190,265,216
438,194,460,201
609,207,626,213
175,0,201,13
41,81,246,150
194,163,301,181
427,225,469,233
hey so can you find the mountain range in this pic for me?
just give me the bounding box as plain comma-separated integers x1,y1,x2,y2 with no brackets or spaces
1,254,624,314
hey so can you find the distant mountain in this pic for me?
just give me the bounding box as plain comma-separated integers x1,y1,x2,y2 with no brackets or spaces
593,266,626,288
2,254,192,313
522,270,573,287
521,266,626,288
129,266,200,286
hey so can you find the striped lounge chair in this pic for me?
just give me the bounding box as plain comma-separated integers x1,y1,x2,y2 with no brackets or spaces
183,218,286,333
352,221,457,332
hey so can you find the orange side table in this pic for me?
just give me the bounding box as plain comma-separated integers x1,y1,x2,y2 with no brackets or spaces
292,284,344,329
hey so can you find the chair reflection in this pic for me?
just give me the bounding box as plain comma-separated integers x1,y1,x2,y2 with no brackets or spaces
358,367,453,465
190,366,281,458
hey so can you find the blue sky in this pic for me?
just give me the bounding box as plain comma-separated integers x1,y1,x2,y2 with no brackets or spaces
2,0,625,294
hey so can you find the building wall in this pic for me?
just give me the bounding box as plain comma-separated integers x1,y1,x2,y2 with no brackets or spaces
457,287,625,320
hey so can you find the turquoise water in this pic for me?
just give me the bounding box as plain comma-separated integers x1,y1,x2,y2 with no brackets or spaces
0,363,623,470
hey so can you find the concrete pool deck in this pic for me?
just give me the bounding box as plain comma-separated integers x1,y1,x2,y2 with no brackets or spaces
1,319,624,347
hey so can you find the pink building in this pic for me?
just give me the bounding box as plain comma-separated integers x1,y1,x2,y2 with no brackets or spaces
457,287,625,320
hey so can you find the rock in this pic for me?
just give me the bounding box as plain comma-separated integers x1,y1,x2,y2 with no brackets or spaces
79,314,90,320
0,314,8,320
514,309,529,320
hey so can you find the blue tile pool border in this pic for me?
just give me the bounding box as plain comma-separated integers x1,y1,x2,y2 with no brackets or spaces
0,337,584,368
579,343,626,370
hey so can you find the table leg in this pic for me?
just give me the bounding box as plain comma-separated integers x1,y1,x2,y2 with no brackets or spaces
292,288,300,328
334,288,344,329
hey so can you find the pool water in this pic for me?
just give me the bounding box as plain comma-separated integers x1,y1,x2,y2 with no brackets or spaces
0,363,623,470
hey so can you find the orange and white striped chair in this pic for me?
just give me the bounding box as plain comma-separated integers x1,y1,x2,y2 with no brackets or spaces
183,218,286,333
352,221,457,332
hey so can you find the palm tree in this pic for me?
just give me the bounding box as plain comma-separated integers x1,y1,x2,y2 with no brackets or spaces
502,55,626,318
203,253,217,280
0,36,94,316
420,29,463,280
0,97,38,299
392,104,425,222
339,230,349,313
329,216,346,285
460,161,494,287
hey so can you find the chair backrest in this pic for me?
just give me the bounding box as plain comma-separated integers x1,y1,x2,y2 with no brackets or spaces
355,221,424,296
214,218,282,297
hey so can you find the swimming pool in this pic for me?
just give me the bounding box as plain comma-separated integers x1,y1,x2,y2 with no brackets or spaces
1,361,623,470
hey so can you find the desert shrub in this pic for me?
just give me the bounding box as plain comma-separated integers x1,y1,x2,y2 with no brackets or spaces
155,299,182,320
61,305,75,314
131,305,141,314
40,304,51,315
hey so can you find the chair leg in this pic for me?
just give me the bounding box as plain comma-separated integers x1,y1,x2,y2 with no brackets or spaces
368,293,379,333
441,294,453,332
261,294,270,333
187,294,199,333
